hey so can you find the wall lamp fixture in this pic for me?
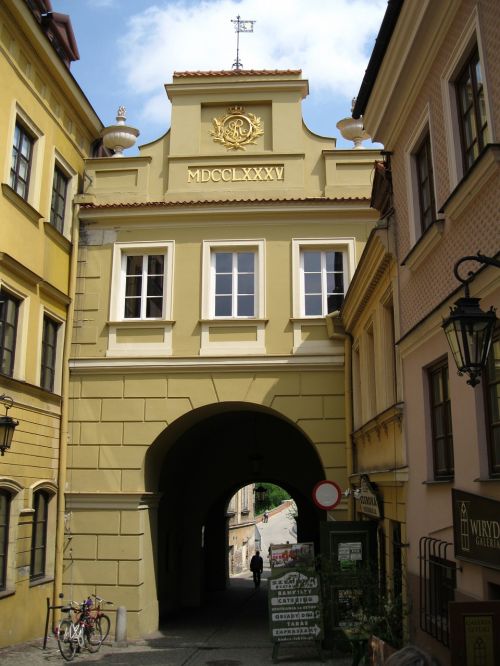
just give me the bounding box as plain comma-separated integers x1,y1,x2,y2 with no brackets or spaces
253,484,268,504
0,394,19,455
442,252,500,387
343,487,361,499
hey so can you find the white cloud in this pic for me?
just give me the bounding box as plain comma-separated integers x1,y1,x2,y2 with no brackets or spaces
119,0,386,130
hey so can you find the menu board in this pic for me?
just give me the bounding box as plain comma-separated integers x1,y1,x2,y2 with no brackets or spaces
268,543,323,644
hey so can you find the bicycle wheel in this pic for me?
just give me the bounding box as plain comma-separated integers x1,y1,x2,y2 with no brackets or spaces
57,619,77,661
98,614,111,642
84,617,103,652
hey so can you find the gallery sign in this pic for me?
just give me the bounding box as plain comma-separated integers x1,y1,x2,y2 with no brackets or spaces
357,475,382,519
452,488,500,570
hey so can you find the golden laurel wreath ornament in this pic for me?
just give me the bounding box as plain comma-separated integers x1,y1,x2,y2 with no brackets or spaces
210,106,264,150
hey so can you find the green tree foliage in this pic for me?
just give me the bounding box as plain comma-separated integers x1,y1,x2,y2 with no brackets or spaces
255,483,290,514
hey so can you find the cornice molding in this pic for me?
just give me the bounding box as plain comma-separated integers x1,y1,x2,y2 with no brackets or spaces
363,0,461,146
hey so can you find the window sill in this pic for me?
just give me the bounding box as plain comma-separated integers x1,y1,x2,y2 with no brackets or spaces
1,183,43,225
29,575,54,588
0,588,15,600
422,478,454,485
107,319,175,327
473,477,500,483
401,219,445,271
43,220,71,252
199,318,268,325
440,143,500,220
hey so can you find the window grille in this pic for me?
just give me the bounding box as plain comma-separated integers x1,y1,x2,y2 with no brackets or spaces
419,536,457,646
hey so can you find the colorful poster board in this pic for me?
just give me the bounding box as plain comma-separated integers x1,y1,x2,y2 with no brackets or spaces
269,542,315,572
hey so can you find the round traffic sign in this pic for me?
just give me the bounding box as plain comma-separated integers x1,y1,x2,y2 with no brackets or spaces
312,480,342,510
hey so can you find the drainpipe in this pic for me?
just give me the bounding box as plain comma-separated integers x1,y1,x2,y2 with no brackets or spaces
326,311,354,519
53,197,82,615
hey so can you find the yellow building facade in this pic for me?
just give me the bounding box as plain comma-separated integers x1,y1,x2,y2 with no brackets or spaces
66,69,381,637
0,0,101,648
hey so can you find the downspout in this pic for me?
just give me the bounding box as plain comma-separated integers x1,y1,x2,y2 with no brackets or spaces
326,311,354,520
53,197,81,614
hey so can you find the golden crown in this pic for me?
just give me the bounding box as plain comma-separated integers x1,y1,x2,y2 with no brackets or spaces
227,105,245,115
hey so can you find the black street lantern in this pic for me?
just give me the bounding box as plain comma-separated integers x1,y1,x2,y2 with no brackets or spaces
442,253,500,387
0,395,19,455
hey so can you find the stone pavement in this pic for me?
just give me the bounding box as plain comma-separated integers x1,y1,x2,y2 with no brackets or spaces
0,575,353,666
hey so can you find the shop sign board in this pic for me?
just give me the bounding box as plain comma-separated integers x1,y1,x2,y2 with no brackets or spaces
269,542,315,573
268,569,323,643
449,601,500,666
357,476,382,518
452,489,500,570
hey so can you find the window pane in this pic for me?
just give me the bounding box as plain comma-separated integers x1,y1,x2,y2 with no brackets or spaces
147,274,163,297
124,298,141,318
125,276,142,297
146,298,163,318
238,274,254,295
305,273,321,294
305,294,322,316
303,251,321,272
215,252,232,272
237,295,254,317
327,293,344,313
237,252,254,273
215,295,232,317
215,274,232,295
126,256,143,275
148,255,164,275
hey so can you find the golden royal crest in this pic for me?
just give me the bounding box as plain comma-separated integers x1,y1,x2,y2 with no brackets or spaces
210,105,264,150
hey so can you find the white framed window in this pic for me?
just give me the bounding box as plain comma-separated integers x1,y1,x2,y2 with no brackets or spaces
110,242,174,322
202,240,265,320
200,240,266,356
5,105,44,211
36,308,64,394
48,152,77,237
108,242,174,357
0,282,29,381
0,478,23,595
441,10,492,189
292,239,354,319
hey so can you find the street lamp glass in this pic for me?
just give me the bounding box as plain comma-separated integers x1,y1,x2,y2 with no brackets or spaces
443,296,497,386
0,415,18,455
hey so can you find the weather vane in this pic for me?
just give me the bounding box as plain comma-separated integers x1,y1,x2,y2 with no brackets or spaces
231,15,255,70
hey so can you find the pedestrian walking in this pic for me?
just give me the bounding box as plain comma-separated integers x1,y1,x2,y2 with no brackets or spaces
250,550,264,587
263,510,269,523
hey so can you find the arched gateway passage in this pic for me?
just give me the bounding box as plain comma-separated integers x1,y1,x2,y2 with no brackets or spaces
145,402,326,619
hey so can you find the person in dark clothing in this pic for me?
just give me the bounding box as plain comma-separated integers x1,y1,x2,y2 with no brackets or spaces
250,550,264,587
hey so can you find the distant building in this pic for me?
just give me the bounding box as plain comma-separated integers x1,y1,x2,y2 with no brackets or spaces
227,484,255,575
0,0,101,648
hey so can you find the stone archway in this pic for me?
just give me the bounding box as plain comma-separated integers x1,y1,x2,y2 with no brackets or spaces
144,402,327,619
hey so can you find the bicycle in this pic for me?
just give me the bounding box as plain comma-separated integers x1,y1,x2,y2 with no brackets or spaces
56,598,104,661
89,594,113,644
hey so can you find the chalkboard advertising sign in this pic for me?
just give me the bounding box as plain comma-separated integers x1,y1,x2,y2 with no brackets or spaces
269,569,323,643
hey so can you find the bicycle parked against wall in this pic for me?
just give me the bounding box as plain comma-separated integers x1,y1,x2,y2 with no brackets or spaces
56,595,112,661
90,594,113,643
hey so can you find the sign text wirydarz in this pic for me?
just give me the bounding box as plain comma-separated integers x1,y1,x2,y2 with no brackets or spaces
452,488,500,570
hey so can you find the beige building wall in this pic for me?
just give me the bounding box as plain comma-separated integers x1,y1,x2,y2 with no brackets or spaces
67,70,380,637
0,0,101,648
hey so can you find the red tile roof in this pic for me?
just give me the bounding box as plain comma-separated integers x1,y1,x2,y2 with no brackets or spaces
173,69,302,78
80,196,369,210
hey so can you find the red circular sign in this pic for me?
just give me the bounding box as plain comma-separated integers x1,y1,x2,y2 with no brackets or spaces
312,480,342,510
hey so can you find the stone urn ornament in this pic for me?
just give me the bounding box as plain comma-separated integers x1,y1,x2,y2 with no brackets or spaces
336,97,371,149
101,106,140,157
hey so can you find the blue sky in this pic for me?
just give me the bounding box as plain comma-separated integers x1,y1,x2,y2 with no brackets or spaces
52,0,386,152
